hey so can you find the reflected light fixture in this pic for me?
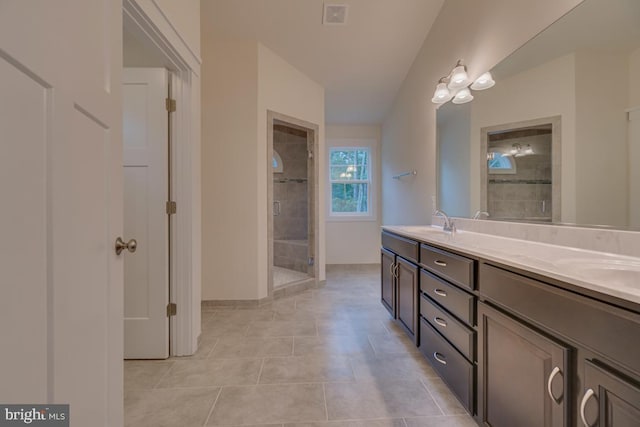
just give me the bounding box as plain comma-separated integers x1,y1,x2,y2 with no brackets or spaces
432,60,496,105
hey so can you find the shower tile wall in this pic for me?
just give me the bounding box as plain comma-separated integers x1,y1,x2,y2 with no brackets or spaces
274,127,308,273
488,133,552,221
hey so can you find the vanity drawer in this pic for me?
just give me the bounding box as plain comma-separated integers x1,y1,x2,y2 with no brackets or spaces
420,269,474,325
382,232,419,264
420,318,474,413
421,295,475,361
420,244,475,290
479,263,640,374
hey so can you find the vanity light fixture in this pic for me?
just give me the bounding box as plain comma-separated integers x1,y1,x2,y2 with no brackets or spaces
448,61,470,90
470,71,495,90
452,87,474,104
431,60,496,105
431,78,453,104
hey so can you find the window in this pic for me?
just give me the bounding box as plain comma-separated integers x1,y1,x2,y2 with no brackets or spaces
329,147,371,216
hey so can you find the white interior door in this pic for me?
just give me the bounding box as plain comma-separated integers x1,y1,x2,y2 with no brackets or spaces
0,1,123,425
123,68,170,359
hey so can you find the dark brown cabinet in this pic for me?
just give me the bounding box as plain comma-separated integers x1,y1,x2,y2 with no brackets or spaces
380,228,640,427
396,256,419,339
580,361,640,427
478,302,570,427
380,248,395,316
380,233,420,344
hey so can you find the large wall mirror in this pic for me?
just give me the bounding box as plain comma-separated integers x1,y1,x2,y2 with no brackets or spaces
437,0,640,229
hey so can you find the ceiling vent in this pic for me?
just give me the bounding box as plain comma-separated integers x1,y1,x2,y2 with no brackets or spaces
323,3,349,26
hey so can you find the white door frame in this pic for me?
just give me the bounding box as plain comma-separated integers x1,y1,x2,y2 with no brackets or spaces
124,0,200,356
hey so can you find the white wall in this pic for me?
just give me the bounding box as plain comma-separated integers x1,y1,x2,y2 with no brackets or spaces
201,36,259,301
437,102,471,217
257,43,325,296
153,0,201,58
381,0,583,226
574,50,629,226
326,125,381,264
470,54,576,222
201,36,325,300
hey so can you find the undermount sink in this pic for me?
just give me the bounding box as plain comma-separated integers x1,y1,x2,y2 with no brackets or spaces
554,258,640,288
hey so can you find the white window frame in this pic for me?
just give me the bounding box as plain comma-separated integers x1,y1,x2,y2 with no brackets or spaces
327,139,377,221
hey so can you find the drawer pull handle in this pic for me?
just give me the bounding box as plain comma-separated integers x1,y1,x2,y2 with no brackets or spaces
434,317,447,328
434,260,448,267
547,366,563,404
433,289,447,297
433,352,447,365
580,388,596,427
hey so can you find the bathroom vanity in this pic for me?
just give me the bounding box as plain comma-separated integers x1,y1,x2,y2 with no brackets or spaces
381,226,640,427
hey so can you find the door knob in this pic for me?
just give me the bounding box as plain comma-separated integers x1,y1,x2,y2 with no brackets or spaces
115,237,137,255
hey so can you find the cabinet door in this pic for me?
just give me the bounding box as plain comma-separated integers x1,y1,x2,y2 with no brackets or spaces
380,248,396,317
478,302,570,427
397,257,419,343
580,361,640,427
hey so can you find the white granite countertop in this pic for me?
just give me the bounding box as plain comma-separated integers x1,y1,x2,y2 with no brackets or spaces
383,225,640,306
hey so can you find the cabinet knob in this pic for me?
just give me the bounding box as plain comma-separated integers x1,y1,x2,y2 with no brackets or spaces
434,289,447,297
434,317,448,328
434,260,447,267
579,388,597,427
546,366,563,404
433,352,447,365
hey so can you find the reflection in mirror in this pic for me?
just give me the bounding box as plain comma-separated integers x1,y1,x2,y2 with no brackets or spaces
436,0,640,229
485,125,553,222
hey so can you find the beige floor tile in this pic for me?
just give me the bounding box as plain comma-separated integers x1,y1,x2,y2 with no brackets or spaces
207,384,326,425
351,353,438,381
209,336,293,359
293,335,375,357
403,415,477,427
259,355,354,384
316,319,390,336
246,320,317,337
421,377,467,415
209,308,276,322
124,360,174,391
284,420,405,427
368,333,421,355
324,379,442,420
125,387,220,427
201,320,251,338
186,337,218,359
156,358,263,388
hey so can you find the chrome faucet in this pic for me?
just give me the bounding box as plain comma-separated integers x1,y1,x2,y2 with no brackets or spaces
434,209,456,235
473,210,490,220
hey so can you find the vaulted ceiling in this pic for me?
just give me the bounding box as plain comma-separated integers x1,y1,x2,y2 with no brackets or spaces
204,0,445,124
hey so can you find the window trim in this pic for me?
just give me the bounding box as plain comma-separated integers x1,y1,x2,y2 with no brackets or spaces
326,139,377,222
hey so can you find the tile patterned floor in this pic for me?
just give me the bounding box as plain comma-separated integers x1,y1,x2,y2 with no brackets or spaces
124,265,477,427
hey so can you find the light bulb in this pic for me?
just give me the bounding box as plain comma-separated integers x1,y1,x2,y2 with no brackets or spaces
470,72,496,90
431,82,452,104
452,88,474,104
448,65,469,90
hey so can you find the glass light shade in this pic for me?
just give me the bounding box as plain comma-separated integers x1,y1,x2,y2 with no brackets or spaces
452,88,474,104
448,65,469,89
431,82,452,104
470,72,496,90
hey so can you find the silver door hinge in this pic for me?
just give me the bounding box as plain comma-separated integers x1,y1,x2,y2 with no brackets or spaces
167,303,177,317
166,98,176,113
166,201,177,215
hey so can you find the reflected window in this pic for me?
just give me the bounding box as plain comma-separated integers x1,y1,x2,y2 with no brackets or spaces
488,152,516,174
273,150,283,173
